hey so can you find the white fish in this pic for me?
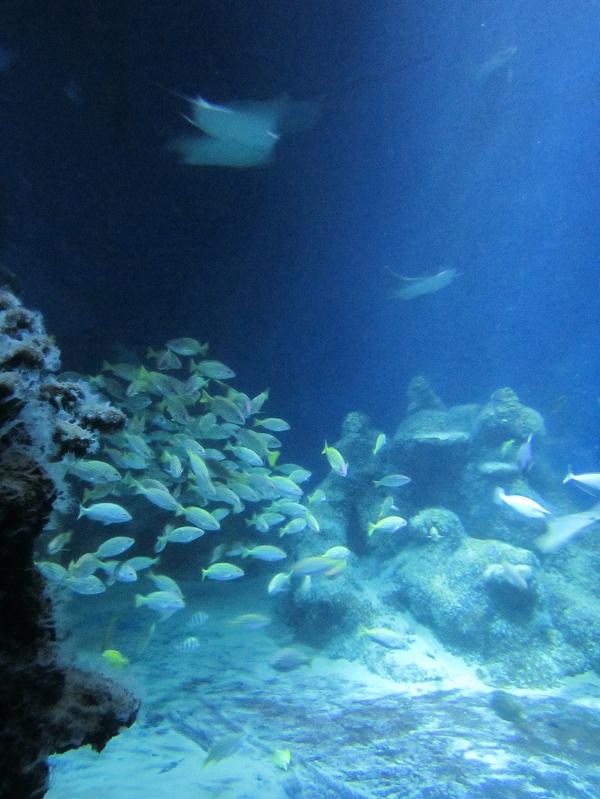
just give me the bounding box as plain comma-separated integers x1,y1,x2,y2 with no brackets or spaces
35,561,67,582
47,531,72,555
373,474,411,489
94,536,135,559
147,572,183,597
279,517,307,537
135,590,185,621
193,359,235,379
242,545,287,562
124,556,159,572
155,525,205,552
64,575,106,595
180,506,220,531
493,487,551,519
386,267,459,300
563,468,600,493
228,613,271,629
135,485,180,512
288,468,311,484
225,442,263,466
321,546,351,560
253,417,291,432
166,337,208,356
66,459,121,484
201,562,244,581
270,475,303,499
78,503,132,525
267,571,291,595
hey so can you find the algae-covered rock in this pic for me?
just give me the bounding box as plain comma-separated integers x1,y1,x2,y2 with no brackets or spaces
387,537,543,658
408,507,466,549
472,387,545,450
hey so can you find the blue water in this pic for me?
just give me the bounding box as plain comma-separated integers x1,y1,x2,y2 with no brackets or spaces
3,2,600,796
1,1,597,471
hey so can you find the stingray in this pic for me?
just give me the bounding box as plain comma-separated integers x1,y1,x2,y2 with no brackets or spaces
168,93,319,168
385,266,459,300
535,505,600,553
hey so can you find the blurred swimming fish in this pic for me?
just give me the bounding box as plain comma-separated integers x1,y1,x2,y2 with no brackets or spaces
358,626,405,649
203,733,245,766
372,433,387,456
166,337,209,356
170,93,318,169
228,612,271,629
175,636,201,653
272,748,291,771
186,610,209,629
474,46,518,83
268,571,291,595
271,646,311,672
385,266,459,300
536,505,600,552
101,649,129,668
515,434,534,472
66,458,121,484
64,574,106,595
47,531,72,555
135,590,185,621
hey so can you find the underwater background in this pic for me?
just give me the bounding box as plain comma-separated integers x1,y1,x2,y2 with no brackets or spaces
2,1,600,797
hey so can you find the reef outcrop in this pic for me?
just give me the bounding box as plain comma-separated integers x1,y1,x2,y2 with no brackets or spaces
0,289,137,798
283,378,599,687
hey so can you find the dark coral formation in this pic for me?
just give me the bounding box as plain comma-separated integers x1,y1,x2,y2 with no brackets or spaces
0,290,137,798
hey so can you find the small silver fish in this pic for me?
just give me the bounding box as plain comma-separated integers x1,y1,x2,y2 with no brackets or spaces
201,562,244,581
64,574,106,595
78,503,132,525
94,536,135,558
271,647,311,672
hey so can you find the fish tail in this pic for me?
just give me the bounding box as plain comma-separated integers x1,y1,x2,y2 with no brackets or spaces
322,441,328,454
562,466,573,484
134,594,145,608
493,487,505,505
367,522,376,537
201,569,207,581
77,505,85,520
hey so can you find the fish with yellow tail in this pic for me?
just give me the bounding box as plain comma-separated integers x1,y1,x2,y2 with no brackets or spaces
322,441,348,477
101,649,129,668
367,515,407,537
